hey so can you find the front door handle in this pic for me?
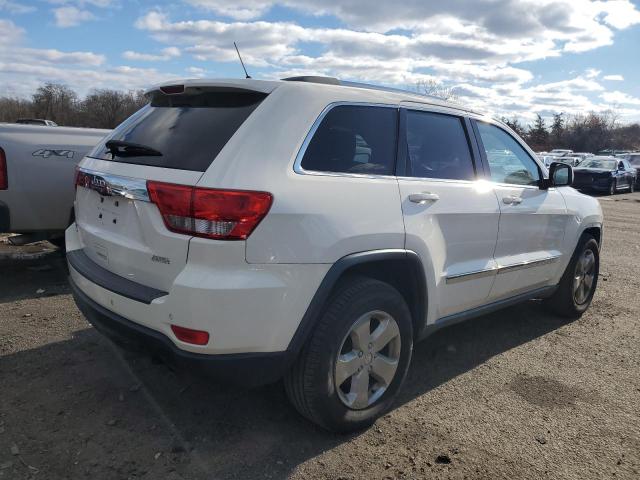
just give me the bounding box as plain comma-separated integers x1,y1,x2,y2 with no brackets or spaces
502,195,523,205
409,192,440,204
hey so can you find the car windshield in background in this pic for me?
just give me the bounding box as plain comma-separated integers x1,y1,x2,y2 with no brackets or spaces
581,159,616,169
88,90,267,171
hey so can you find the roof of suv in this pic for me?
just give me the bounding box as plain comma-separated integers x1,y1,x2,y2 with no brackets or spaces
147,77,483,116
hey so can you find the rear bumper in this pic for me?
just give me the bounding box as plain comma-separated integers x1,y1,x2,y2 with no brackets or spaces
70,276,293,386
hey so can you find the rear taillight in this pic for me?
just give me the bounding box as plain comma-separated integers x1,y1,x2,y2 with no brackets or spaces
147,181,272,240
74,167,84,189
0,147,7,190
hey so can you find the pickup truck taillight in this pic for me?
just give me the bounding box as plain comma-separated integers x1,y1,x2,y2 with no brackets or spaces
146,181,272,240
0,147,7,190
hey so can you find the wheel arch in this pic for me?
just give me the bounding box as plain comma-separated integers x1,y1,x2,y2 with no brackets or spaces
286,249,428,355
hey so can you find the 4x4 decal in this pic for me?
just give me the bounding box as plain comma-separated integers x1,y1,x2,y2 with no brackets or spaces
32,149,75,159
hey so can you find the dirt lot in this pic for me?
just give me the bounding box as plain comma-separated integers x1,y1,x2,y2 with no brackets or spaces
1,192,639,480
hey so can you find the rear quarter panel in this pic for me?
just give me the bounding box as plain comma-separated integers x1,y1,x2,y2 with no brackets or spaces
195,84,407,264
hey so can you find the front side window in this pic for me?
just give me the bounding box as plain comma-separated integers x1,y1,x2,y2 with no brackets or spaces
477,122,540,186
404,110,476,181
300,105,397,175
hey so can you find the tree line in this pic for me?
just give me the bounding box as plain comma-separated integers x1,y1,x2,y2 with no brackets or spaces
1,82,639,153
0,83,147,129
501,112,640,153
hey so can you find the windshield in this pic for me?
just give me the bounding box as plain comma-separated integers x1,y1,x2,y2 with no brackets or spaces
580,159,616,169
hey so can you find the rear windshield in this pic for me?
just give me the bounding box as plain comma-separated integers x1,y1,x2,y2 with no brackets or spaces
88,90,267,171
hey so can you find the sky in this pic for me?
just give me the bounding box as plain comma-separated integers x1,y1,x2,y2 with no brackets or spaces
1,0,640,123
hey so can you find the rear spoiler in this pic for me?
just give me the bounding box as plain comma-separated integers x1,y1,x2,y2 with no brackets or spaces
146,79,281,96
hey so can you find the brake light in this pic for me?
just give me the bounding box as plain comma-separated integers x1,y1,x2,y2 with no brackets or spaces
75,167,88,189
0,147,7,190
170,325,209,345
147,181,272,240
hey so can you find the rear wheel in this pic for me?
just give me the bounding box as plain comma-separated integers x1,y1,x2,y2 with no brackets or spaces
284,276,413,432
545,234,599,318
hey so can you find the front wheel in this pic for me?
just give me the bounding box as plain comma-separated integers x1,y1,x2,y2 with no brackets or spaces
608,179,616,195
545,234,599,318
285,276,413,432
630,180,635,193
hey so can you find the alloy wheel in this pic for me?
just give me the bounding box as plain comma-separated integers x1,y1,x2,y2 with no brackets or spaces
334,311,401,410
574,249,596,305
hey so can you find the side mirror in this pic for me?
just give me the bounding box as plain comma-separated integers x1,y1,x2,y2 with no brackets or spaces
548,162,573,187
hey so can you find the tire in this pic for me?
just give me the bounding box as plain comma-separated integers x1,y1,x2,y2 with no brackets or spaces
629,180,635,193
545,234,599,319
608,179,616,195
284,276,413,433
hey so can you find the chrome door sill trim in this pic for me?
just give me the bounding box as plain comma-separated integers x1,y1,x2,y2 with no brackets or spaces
496,255,561,275
445,267,497,284
444,255,561,284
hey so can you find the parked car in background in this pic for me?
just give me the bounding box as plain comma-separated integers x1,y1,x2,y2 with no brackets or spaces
549,149,573,156
616,152,640,186
572,152,594,162
573,156,636,195
67,77,603,432
15,118,58,127
556,156,582,167
0,123,110,246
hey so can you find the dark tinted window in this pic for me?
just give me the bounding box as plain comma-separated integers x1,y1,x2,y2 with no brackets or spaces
300,105,397,175
89,90,266,171
477,122,540,186
405,110,475,180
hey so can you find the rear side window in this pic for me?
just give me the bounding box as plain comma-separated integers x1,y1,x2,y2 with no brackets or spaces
405,110,475,180
300,105,397,175
89,90,266,171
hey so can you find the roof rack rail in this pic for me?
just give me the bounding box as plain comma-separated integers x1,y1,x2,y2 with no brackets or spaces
282,75,444,102
282,76,340,85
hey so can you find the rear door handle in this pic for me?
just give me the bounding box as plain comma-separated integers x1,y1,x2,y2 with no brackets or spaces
502,195,523,205
409,192,440,204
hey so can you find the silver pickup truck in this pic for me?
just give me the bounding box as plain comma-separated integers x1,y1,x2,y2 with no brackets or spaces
0,123,110,246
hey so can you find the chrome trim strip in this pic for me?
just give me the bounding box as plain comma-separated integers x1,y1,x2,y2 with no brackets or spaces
496,255,561,274
77,167,150,202
292,101,399,179
445,267,497,285
445,255,562,284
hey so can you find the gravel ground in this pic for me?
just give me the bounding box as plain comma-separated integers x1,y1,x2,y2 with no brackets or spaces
1,192,639,480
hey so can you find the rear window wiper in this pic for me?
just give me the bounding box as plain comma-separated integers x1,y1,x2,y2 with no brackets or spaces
105,140,162,158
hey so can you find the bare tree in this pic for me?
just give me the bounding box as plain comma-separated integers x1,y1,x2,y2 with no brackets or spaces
32,83,78,125
80,89,147,128
415,79,458,102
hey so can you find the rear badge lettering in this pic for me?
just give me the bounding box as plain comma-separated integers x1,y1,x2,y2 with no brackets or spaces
32,149,75,159
151,255,171,265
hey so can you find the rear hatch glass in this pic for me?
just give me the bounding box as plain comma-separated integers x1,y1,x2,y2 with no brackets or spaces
87,89,267,171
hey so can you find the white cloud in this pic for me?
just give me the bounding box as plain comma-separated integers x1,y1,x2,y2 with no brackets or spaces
0,19,176,98
0,18,25,41
123,47,181,61
601,91,640,106
53,6,95,27
0,0,36,14
603,74,624,81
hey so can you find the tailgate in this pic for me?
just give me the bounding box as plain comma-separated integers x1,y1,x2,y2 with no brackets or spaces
74,165,201,292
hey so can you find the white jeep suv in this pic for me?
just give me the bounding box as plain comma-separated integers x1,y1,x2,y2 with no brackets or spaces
67,77,603,432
